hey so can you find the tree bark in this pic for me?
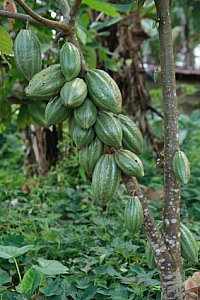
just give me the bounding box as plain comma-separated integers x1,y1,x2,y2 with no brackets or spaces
155,0,184,299
24,125,62,176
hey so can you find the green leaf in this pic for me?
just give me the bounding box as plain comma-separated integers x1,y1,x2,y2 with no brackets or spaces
90,17,124,30
40,278,61,296
77,26,87,45
34,258,69,276
79,285,97,300
110,286,128,300
0,245,34,259
0,269,12,286
60,279,77,300
20,267,42,297
82,0,120,17
82,46,97,69
0,26,14,55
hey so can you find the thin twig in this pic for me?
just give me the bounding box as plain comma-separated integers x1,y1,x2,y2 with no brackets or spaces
147,104,164,118
14,0,71,32
70,0,82,24
0,10,42,26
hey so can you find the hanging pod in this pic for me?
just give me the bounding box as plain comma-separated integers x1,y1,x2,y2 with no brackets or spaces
14,29,42,81
60,42,81,81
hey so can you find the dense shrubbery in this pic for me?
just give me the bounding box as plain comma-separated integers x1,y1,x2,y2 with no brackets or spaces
0,105,199,299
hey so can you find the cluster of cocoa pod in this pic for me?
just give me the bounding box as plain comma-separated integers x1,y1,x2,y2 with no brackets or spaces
14,30,197,265
14,30,145,209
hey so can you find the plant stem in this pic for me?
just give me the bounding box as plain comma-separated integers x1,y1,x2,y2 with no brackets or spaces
14,257,22,283
154,0,183,298
70,0,82,25
14,0,71,32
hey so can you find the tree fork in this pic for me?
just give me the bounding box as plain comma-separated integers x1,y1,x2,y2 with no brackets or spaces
155,0,184,298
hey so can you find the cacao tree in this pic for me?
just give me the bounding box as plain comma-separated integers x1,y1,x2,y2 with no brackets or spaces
0,0,198,299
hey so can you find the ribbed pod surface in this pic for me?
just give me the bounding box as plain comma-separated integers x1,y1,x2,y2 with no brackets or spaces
60,42,81,81
124,196,144,235
85,69,122,114
145,243,156,269
92,154,121,206
60,78,87,107
79,137,104,176
74,98,97,129
173,150,190,185
26,64,66,98
115,149,144,177
14,30,42,80
180,223,198,263
45,97,71,127
94,112,122,149
118,114,143,155
73,125,94,149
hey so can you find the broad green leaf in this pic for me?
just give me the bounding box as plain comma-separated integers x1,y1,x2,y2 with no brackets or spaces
20,267,42,297
40,278,61,296
82,46,97,69
113,3,134,12
0,245,34,259
60,279,77,300
79,285,97,300
90,17,124,30
110,286,128,300
0,269,12,286
35,258,68,276
0,26,14,55
82,0,120,17
77,26,87,45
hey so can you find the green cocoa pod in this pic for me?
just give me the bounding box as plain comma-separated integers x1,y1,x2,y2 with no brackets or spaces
173,150,190,185
60,42,81,81
85,69,122,114
94,112,122,149
60,78,87,108
26,64,66,98
118,114,143,155
115,149,144,177
68,115,76,137
14,30,42,81
45,97,72,127
74,98,97,129
124,196,143,235
72,125,94,149
79,137,104,177
145,243,156,269
180,223,198,263
92,154,121,206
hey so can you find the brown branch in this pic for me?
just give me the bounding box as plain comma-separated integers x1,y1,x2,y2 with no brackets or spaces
0,10,42,26
154,0,181,260
14,0,71,32
70,0,82,24
147,104,164,118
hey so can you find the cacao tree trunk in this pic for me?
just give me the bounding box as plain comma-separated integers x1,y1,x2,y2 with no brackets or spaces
24,124,62,176
154,0,184,298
